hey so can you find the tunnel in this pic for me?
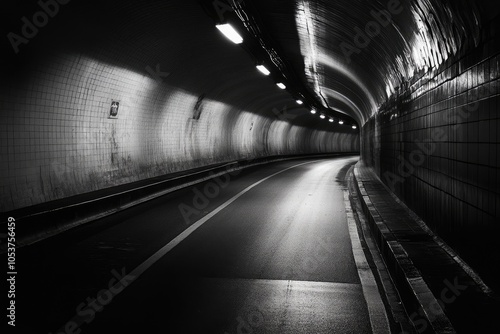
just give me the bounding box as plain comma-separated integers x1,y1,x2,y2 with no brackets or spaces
1,0,499,333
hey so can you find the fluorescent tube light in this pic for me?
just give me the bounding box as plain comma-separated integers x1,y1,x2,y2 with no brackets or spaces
215,24,243,44
256,65,270,75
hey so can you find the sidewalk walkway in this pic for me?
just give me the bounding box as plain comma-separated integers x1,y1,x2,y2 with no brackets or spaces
350,161,499,333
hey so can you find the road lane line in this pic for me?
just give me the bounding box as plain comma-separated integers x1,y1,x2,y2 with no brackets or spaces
344,185,391,334
116,160,322,289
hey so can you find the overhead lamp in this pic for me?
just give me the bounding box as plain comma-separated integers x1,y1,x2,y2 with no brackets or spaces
310,109,316,114
352,125,357,129
215,23,243,44
320,114,326,119
256,65,270,75
338,120,344,124
329,118,334,122
276,82,286,89
296,100,303,105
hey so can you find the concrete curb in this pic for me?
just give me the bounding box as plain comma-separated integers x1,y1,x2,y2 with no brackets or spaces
1,152,357,251
351,163,456,334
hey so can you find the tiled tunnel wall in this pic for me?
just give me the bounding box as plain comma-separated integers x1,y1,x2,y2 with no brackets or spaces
0,51,359,212
362,18,500,288
1,0,362,213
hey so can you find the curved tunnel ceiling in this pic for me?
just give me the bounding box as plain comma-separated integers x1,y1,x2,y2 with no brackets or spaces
3,0,498,128
202,0,497,125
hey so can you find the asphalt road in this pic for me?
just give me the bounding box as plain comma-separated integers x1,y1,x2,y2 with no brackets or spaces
15,155,382,334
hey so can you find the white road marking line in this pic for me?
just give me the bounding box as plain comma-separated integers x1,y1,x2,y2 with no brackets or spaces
118,160,320,287
344,189,391,334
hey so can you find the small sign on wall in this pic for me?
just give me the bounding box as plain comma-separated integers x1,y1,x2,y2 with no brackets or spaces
109,100,120,119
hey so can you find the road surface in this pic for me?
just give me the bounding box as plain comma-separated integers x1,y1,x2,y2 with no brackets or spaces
16,155,388,333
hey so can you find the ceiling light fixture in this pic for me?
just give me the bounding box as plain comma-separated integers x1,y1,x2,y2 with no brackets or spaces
329,118,334,122
310,109,316,114
276,82,286,89
352,125,357,129
296,100,303,105
320,114,325,119
215,23,243,44
338,120,344,124
256,65,270,75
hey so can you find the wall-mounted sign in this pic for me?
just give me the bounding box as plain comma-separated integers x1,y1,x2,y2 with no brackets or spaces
109,100,119,119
